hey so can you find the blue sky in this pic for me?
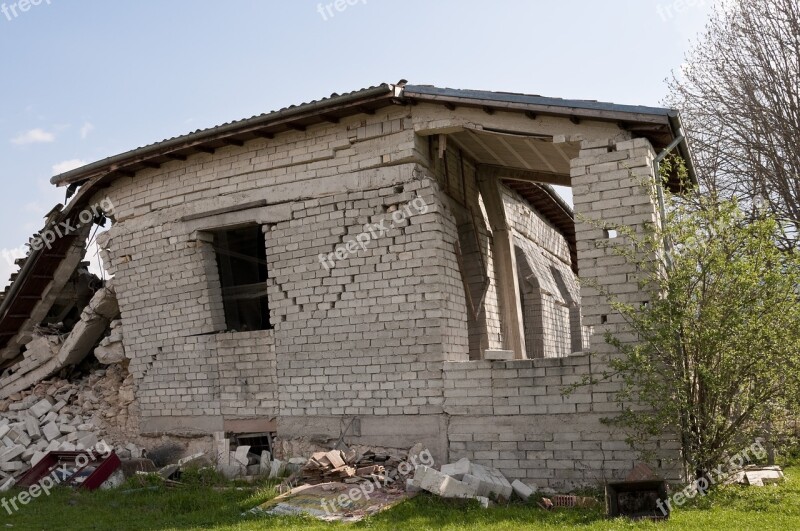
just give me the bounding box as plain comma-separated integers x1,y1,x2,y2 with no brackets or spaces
0,0,713,284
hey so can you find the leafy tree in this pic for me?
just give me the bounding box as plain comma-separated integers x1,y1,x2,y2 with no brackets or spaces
667,0,800,249
593,160,800,482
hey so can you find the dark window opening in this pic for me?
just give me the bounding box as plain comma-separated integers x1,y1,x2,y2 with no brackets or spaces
232,432,274,456
212,225,272,332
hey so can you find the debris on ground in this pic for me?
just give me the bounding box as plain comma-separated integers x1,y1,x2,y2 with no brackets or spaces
1,271,119,400
298,448,407,485
248,443,423,522
540,494,600,510
15,449,122,491
728,465,785,486
411,457,519,505
0,365,144,487
249,481,411,523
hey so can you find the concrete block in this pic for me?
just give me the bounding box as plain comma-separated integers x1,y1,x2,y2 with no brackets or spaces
441,457,471,480
12,430,31,447
95,341,126,365
415,465,477,499
484,350,514,361
41,422,61,442
21,447,35,462
31,451,47,467
30,398,54,419
0,461,26,473
178,452,208,468
269,459,286,479
126,443,142,459
464,463,513,501
233,445,251,467
512,479,535,501
0,445,25,463
259,450,271,476
0,477,15,493
406,478,421,493
24,416,41,439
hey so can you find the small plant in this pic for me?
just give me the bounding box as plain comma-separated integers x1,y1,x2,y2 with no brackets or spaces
179,466,229,488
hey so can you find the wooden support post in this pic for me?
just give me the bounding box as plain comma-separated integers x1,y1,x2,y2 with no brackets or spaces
477,171,527,359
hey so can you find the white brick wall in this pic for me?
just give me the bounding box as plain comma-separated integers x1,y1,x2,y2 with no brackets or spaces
443,358,682,490
89,103,675,488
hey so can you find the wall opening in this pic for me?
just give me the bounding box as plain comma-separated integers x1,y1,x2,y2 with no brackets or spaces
210,225,272,332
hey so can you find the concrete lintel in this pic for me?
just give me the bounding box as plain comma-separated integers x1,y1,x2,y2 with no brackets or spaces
223,418,277,434
140,415,224,437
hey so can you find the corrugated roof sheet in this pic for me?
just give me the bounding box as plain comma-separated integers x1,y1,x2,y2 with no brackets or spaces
403,85,676,117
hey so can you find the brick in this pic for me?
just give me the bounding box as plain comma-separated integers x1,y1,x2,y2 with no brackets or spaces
30,399,54,419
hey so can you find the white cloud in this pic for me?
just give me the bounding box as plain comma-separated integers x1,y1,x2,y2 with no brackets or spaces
52,159,87,175
11,128,55,145
0,246,28,290
80,122,94,139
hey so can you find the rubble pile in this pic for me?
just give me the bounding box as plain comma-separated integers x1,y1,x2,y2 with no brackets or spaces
299,448,406,485
0,279,119,400
0,364,142,491
409,457,537,507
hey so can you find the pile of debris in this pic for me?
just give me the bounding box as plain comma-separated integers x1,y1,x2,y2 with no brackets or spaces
1,279,121,400
0,365,143,491
299,449,403,485
410,457,535,507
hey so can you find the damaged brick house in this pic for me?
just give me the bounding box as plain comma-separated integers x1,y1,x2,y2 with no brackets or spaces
0,81,694,490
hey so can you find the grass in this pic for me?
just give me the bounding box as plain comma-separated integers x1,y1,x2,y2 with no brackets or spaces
3,467,800,530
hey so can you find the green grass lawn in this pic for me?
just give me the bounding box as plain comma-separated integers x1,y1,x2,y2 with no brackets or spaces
3,467,800,530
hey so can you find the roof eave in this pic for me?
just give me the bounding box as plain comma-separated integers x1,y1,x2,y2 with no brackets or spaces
50,84,399,187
